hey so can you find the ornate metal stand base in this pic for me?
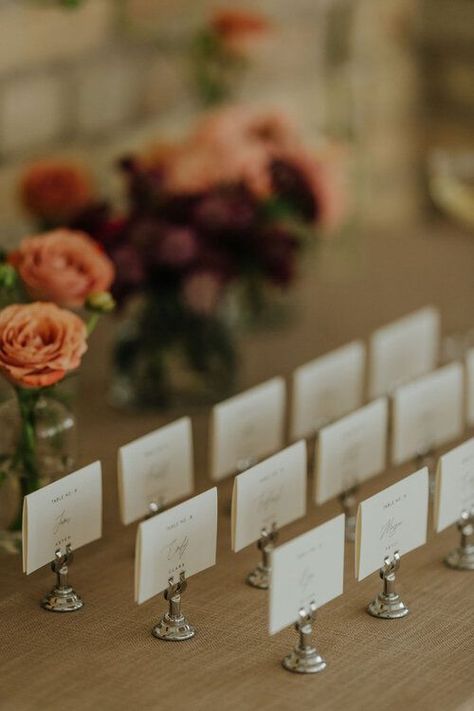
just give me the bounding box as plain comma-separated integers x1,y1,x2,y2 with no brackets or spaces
41,545,83,612
246,525,278,590
41,585,83,613
367,592,409,619
444,546,474,571
282,647,327,674
246,564,269,589
444,512,474,571
152,612,195,641
282,603,327,675
367,551,409,619
152,571,195,642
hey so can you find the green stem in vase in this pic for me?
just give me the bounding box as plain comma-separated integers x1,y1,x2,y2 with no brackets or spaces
9,387,42,532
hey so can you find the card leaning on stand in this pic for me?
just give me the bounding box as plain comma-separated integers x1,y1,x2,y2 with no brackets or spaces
210,377,286,482
118,417,194,525
22,461,102,612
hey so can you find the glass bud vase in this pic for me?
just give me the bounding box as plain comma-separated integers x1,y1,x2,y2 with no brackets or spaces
109,294,238,410
0,386,77,554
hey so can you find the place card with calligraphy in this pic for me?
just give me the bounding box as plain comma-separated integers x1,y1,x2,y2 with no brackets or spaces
355,468,429,581
134,487,217,604
22,461,102,575
435,438,474,533
118,417,194,525
391,362,464,466
290,340,366,441
210,377,286,482
368,306,440,399
269,514,345,635
231,441,306,552
315,398,388,505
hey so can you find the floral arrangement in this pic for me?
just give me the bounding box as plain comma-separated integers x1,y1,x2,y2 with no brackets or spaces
0,229,115,547
191,9,272,105
18,106,348,408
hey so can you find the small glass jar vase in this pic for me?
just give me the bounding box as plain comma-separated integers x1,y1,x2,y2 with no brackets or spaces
0,386,77,554
110,294,238,410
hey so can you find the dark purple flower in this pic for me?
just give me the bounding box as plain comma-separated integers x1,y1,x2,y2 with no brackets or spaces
154,227,198,268
270,158,318,222
193,185,258,239
109,243,146,303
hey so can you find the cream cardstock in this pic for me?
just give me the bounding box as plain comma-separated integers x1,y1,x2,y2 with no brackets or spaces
134,487,217,604
315,398,388,505
210,377,286,481
465,348,474,427
290,341,366,441
435,438,474,533
368,306,440,399
118,417,194,525
355,468,429,581
231,441,307,552
22,461,102,575
269,514,345,635
391,362,464,466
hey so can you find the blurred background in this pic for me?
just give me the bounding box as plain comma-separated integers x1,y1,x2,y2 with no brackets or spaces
0,0,472,246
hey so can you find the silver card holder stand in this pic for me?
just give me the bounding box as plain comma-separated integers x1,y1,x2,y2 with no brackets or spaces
246,524,278,590
152,571,195,641
282,602,327,674
339,485,359,543
445,510,474,571
415,446,436,496
367,551,409,619
146,499,163,519
41,544,83,612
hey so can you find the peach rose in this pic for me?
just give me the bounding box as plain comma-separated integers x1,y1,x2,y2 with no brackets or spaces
10,229,115,308
19,159,94,223
0,302,87,389
211,9,272,56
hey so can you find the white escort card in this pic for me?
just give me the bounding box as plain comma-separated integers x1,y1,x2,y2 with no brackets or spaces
210,377,286,482
355,468,429,581
118,417,194,525
391,362,464,466
22,462,102,575
231,441,307,552
290,341,365,441
435,438,474,533
269,515,345,635
315,398,388,505
368,306,440,399
135,487,217,604
465,348,474,427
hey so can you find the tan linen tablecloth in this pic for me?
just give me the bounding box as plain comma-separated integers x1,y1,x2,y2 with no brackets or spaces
1,223,474,711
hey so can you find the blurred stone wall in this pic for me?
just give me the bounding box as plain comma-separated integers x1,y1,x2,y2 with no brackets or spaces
0,0,422,245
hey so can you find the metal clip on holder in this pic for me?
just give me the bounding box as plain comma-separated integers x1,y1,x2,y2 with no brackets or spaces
152,571,195,641
368,550,409,619
339,485,359,542
41,544,83,612
146,499,163,519
445,510,474,571
282,602,327,674
246,524,278,589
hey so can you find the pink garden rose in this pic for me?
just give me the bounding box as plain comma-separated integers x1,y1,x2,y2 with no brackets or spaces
0,302,87,388
10,229,115,308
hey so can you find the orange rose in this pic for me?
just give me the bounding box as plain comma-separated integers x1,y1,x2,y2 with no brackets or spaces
19,159,94,223
211,9,271,56
10,229,115,308
0,303,87,389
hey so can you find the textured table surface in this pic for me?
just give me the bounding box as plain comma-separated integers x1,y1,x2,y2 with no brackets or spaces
1,223,474,711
